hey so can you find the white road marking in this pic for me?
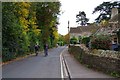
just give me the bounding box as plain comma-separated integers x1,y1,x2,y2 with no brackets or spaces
60,50,64,79
60,46,70,80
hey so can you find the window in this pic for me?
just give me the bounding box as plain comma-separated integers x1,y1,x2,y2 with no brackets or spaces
114,37,117,43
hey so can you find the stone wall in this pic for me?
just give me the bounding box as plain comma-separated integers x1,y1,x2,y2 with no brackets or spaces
68,45,120,77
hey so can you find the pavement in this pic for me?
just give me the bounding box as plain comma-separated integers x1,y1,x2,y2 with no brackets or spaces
62,47,114,78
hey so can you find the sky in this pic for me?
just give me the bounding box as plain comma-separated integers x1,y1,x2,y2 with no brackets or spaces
58,0,117,35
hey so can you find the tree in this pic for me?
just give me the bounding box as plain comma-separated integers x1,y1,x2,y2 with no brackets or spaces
36,2,61,46
2,2,26,61
2,3,21,53
100,20,109,28
13,2,31,53
58,34,64,42
2,2,39,61
57,34,62,46
76,11,89,26
2,2,61,62
27,3,41,51
93,1,120,23
63,33,69,44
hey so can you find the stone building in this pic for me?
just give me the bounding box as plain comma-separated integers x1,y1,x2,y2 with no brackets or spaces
70,25,99,43
109,8,120,50
96,8,120,50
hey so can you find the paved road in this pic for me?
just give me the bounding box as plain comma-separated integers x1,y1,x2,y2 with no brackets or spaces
2,46,66,78
2,46,114,79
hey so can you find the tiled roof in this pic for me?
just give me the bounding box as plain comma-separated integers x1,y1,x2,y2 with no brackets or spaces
70,25,99,34
69,27,82,33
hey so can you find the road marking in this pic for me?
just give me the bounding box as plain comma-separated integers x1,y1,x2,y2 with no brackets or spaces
60,47,67,79
60,49,64,79
60,46,70,80
63,56,71,79
62,57,69,78
60,46,72,80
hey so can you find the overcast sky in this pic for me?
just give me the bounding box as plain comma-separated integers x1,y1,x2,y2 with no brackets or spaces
58,0,117,35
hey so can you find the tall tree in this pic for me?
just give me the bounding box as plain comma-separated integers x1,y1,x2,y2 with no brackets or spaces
27,3,41,51
2,2,61,62
76,11,89,26
2,2,28,61
36,2,61,45
93,1,120,23
2,2,40,61
2,2,20,54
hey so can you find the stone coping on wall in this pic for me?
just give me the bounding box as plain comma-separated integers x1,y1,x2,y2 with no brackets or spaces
90,49,120,60
70,44,120,60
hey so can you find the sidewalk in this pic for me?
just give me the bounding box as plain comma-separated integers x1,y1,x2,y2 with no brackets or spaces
62,47,114,78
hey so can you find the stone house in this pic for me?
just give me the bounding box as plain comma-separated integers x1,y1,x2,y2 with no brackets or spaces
70,25,99,43
109,8,120,45
95,8,120,50
109,8,120,50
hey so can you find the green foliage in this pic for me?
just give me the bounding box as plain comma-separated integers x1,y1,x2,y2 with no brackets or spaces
58,34,64,46
2,2,61,62
36,2,61,45
70,36,78,44
91,34,111,50
2,3,22,61
110,71,120,77
76,11,89,26
81,37,90,45
57,41,64,46
2,48,16,62
78,36,82,41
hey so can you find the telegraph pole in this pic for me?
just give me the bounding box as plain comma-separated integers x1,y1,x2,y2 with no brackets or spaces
68,21,70,47
68,21,69,33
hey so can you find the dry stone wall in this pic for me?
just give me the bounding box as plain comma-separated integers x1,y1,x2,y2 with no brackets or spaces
69,45,120,77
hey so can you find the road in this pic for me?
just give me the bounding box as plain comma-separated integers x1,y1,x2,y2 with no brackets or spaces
2,46,114,79
2,46,66,78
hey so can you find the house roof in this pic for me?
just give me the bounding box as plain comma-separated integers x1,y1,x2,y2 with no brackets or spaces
69,27,82,33
70,25,99,34
109,13,120,23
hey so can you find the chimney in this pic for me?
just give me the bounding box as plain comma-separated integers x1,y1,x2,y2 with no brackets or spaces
111,8,118,19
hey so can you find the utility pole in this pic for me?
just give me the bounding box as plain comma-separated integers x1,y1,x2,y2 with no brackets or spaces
68,21,69,33
68,21,70,47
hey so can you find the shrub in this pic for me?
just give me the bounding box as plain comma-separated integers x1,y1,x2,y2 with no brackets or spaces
78,36,82,43
2,48,16,62
81,37,90,47
70,36,78,44
57,41,64,46
91,34,111,50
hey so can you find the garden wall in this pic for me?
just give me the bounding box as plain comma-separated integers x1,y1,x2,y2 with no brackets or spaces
68,44,120,77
